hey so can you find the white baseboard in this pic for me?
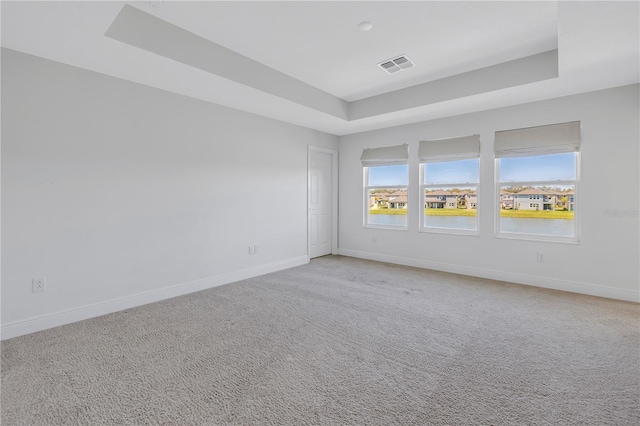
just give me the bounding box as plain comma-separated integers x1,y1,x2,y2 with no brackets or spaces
1,255,309,341
338,248,639,303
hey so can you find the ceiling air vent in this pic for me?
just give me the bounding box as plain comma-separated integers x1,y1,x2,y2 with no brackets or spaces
378,55,415,74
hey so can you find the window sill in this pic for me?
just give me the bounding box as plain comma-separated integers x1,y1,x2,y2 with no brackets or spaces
495,232,580,244
364,224,409,231
420,227,479,237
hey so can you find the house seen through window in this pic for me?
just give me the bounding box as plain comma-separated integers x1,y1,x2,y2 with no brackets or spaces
422,158,479,232
495,121,580,242
498,152,577,238
419,135,480,234
365,164,409,228
361,144,409,229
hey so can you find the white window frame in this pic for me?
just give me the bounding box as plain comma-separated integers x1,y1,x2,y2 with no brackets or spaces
418,135,481,236
495,152,581,243
363,164,409,230
419,159,480,236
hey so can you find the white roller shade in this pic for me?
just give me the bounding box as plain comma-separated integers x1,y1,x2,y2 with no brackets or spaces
494,121,581,158
419,135,480,162
360,144,409,166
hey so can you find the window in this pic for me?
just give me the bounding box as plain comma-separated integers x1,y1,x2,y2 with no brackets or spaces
362,144,409,229
419,135,480,234
495,121,580,242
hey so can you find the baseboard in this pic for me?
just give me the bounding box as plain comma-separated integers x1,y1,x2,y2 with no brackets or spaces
1,255,309,341
337,248,639,303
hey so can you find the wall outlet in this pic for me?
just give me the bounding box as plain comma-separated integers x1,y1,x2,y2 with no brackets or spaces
537,252,545,262
32,277,46,293
248,245,254,255
253,245,258,254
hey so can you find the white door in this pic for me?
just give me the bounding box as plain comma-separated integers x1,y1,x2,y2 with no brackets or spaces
308,150,333,258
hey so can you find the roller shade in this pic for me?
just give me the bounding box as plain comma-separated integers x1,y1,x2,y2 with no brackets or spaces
419,135,480,162
494,121,581,158
360,144,409,166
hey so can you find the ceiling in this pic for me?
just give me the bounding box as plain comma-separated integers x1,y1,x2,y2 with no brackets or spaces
1,1,639,136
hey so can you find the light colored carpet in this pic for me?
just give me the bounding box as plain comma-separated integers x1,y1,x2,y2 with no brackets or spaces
1,255,639,425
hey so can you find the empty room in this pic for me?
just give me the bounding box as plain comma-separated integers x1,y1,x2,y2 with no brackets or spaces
1,1,639,425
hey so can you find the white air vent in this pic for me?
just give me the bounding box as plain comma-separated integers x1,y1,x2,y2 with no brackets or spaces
378,55,415,74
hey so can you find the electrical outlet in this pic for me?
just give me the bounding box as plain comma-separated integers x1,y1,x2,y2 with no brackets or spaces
537,252,545,262
248,245,254,255
253,245,258,254
32,277,46,293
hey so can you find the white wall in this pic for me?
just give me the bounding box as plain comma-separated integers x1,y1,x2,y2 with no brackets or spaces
1,49,338,338
339,84,640,302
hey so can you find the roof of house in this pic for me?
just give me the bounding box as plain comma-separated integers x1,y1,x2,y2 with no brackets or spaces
515,188,554,196
389,195,408,203
425,190,451,196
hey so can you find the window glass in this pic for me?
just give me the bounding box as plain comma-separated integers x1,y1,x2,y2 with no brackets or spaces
499,153,576,182
424,158,479,184
368,164,408,186
365,164,408,228
498,153,578,240
422,159,479,233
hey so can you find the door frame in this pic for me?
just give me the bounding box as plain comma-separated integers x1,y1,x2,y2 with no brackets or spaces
308,145,338,257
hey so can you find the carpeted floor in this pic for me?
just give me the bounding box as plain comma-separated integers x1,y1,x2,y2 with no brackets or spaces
1,255,639,425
